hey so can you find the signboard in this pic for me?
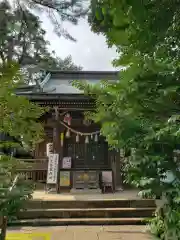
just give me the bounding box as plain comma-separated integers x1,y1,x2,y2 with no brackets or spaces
102,171,113,183
46,153,58,184
46,142,53,157
62,157,71,169
60,171,70,186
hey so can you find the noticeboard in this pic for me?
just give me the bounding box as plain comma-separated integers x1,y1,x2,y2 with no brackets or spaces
60,171,70,186
62,157,71,169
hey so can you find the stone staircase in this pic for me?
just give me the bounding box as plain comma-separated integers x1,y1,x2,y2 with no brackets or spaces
9,198,156,226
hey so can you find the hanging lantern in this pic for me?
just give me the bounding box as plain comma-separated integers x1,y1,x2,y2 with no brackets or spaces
65,129,70,138
63,113,72,126
75,134,79,142
85,135,89,143
95,134,98,142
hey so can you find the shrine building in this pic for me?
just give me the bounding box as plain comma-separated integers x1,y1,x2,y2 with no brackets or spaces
16,70,124,193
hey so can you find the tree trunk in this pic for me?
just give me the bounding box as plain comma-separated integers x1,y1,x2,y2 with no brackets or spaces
0,216,7,240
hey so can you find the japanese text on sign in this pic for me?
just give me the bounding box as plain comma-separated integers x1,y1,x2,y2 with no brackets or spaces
47,153,58,184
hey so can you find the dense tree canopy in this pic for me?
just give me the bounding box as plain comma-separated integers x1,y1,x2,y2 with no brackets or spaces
0,64,46,238
0,0,82,84
7,0,88,41
0,64,45,148
0,1,81,82
74,1,180,239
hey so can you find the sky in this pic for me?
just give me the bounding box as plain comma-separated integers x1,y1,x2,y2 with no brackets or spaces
40,15,118,71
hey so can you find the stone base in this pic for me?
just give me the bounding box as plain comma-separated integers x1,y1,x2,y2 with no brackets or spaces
116,187,124,192
70,188,101,194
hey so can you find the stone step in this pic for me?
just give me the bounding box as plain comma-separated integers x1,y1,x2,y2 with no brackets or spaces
9,217,147,227
18,207,155,219
25,199,156,209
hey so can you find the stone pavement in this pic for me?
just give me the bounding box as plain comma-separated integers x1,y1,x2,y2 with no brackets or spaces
32,190,140,201
7,225,153,240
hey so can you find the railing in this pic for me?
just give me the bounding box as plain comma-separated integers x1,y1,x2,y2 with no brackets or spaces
18,169,47,183
17,158,48,170
0,175,19,240
17,158,48,184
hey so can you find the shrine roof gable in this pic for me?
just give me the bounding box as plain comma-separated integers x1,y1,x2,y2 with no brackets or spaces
16,70,119,95
40,70,119,94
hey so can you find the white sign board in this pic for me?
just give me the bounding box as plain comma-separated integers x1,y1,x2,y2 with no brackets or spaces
46,143,53,157
47,153,59,184
62,157,71,169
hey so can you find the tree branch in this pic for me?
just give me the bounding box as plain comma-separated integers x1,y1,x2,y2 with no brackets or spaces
31,0,88,17
31,0,74,11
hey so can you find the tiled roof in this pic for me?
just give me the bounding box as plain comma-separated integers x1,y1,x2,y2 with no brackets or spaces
16,70,119,95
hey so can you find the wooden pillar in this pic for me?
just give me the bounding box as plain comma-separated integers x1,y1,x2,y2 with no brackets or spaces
53,107,60,193
119,149,124,190
110,151,116,192
115,150,123,191
53,107,65,193
58,126,64,193
110,149,123,192
53,107,59,151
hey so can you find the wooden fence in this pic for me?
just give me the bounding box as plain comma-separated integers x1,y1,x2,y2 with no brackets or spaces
16,158,47,187
18,169,47,183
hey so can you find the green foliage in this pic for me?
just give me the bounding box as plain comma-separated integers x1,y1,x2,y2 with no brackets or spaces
0,64,46,147
150,211,165,239
150,186,180,240
79,0,180,239
0,0,82,84
5,0,87,41
0,156,34,221
0,64,46,233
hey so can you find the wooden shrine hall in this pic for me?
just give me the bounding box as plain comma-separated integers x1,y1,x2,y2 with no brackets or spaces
16,70,123,193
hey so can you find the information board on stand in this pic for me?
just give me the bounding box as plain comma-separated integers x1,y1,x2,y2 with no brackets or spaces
46,153,59,184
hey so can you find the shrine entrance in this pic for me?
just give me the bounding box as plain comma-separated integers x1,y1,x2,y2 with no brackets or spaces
64,140,109,168
63,136,110,190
